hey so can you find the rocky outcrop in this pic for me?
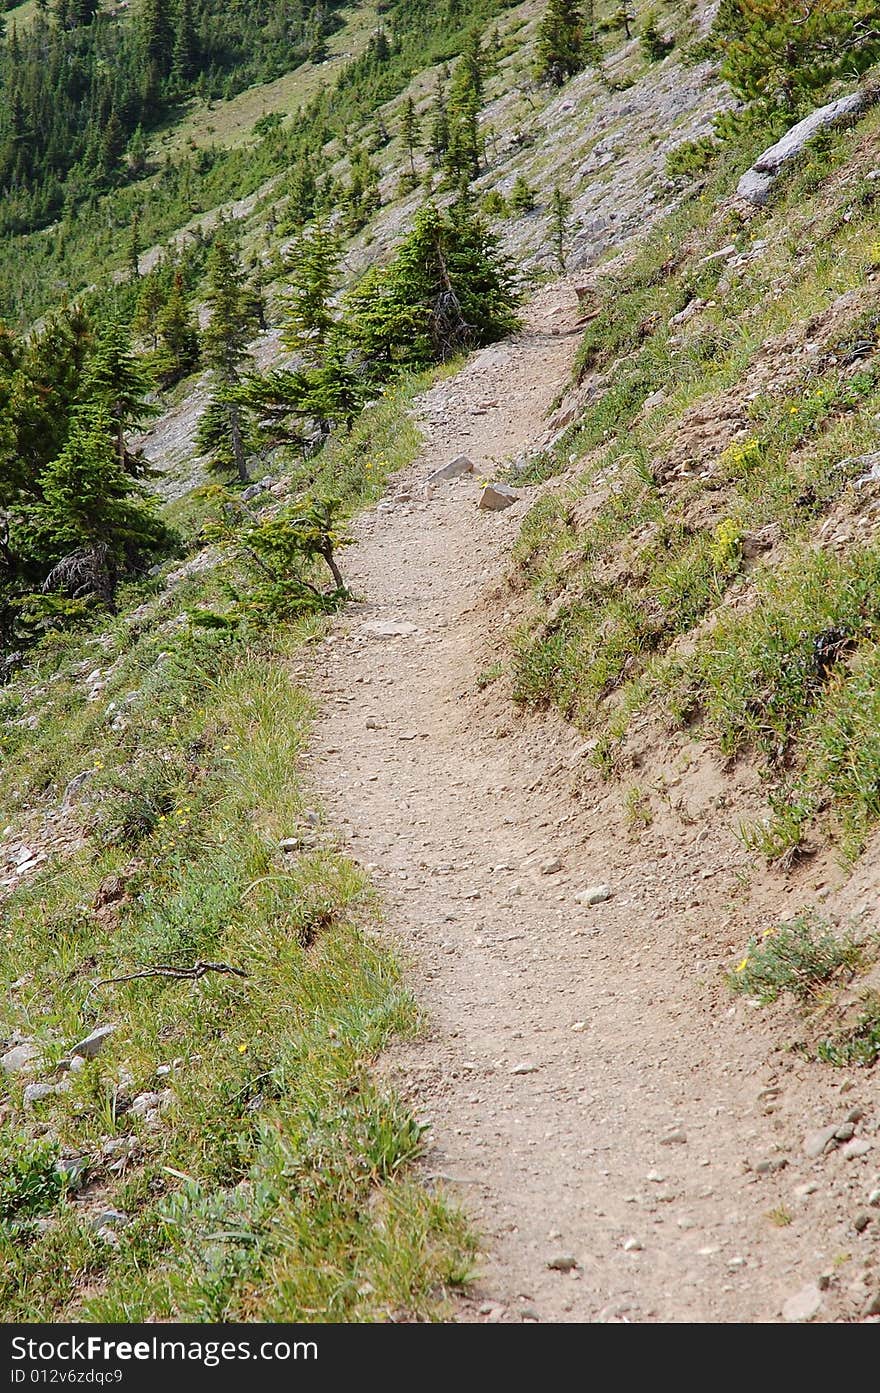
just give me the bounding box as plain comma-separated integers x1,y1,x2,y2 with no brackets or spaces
737,89,871,206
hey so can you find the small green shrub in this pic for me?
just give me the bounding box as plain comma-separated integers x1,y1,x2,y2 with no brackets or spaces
665,136,719,178
728,913,865,1003
0,1140,64,1224
817,993,880,1067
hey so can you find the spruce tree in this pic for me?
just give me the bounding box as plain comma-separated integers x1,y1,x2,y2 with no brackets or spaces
280,221,342,366
401,96,420,180
140,0,174,77
549,186,572,271
536,0,585,86
429,72,450,166
201,234,253,483
444,39,484,186
24,407,168,608
155,273,199,386
172,0,198,83
81,321,156,473
345,202,519,376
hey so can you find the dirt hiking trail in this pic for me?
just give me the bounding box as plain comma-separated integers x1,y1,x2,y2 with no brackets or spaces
303,285,879,1324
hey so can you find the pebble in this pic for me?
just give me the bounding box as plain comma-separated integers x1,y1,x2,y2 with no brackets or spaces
361,620,419,639
539,857,563,875
853,1211,871,1233
868,1188,880,1208
574,884,612,907
842,1139,872,1160
1,1042,39,1075
660,1128,687,1146
70,1024,115,1060
865,1292,880,1317
22,1080,67,1103
834,1122,855,1142
510,1062,539,1075
782,1284,823,1323
547,1254,578,1272
803,1125,839,1159
755,1158,787,1175
623,1237,643,1252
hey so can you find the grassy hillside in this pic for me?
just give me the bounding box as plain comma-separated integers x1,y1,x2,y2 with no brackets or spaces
504,85,880,1055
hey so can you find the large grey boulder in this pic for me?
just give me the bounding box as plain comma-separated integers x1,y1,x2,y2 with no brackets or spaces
737,90,870,206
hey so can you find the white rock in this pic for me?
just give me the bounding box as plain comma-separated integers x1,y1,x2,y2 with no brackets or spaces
782,1284,823,1323
842,1139,873,1160
425,454,475,484
803,1125,838,1159
1,1041,39,1075
575,884,612,906
70,1024,115,1059
737,90,868,205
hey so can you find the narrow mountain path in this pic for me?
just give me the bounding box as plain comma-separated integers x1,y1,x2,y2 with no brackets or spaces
303,284,877,1323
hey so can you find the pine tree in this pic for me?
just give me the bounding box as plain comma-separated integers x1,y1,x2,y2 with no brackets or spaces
401,96,420,180
509,174,536,213
444,40,484,186
100,112,126,182
344,202,519,376
429,72,450,166
549,185,572,271
81,321,156,473
201,234,253,483
133,275,165,352
172,0,198,83
140,0,174,77
155,273,199,385
280,221,342,366
536,0,585,86
127,213,142,282
26,406,168,604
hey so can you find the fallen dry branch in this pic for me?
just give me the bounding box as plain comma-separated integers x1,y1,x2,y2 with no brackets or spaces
83,960,248,1013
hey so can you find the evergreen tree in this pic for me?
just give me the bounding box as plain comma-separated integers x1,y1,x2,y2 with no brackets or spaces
201,233,253,483
549,185,572,271
444,39,484,186
100,112,126,182
133,275,165,352
284,157,318,231
81,321,157,473
172,0,198,83
25,407,168,604
345,201,519,376
140,0,174,77
509,174,536,213
280,221,342,366
709,0,880,112
536,0,585,86
429,72,450,166
401,96,420,180
155,273,199,385
127,213,142,282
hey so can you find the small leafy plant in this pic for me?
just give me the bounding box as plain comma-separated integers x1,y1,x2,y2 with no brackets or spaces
728,913,865,1003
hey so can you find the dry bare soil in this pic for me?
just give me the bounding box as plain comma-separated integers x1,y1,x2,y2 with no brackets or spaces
305,284,880,1323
